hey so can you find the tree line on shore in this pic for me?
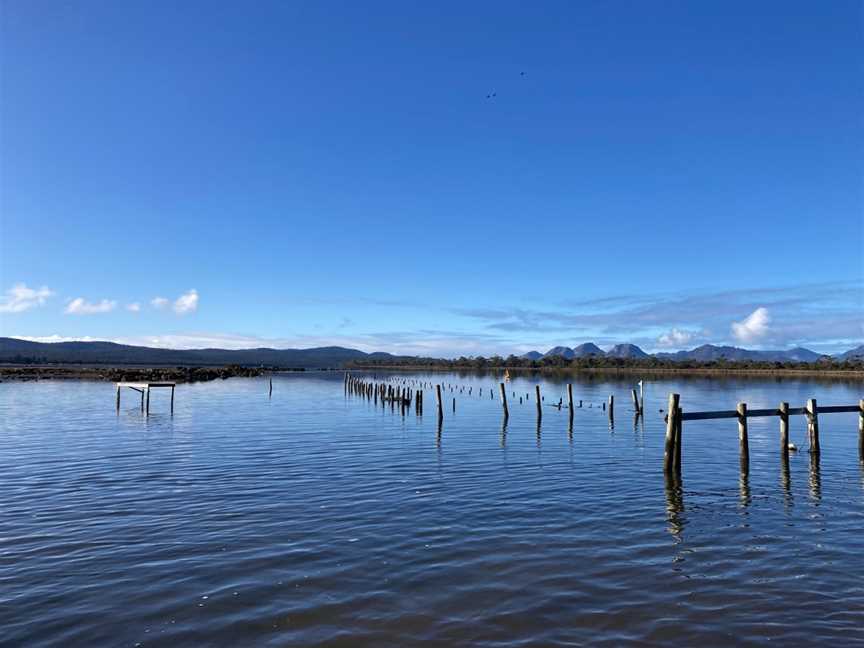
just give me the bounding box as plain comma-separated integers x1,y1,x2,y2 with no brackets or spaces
346,354,864,372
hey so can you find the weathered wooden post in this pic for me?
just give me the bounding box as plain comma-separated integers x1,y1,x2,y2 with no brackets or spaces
674,407,682,473
631,389,640,414
738,402,749,473
779,402,789,458
608,395,614,419
140,389,145,411
807,398,820,454
145,386,151,416
567,384,574,417
663,393,679,474
269,378,273,397
452,397,456,413
116,385,121,411
499,383,509,421
859,399,864,460
435,384,443,422
170,385,175,414
535,385,542,421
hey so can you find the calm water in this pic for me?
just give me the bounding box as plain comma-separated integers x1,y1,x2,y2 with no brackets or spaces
2,372,863,646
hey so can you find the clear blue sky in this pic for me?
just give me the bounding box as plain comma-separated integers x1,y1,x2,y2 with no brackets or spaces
1,0,862,355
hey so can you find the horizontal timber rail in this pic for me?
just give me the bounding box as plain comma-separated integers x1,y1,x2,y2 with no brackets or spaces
664,393,864,478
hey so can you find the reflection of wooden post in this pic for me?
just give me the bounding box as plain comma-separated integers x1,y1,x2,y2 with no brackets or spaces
807,398,820,454
499,383,509,420
140,389,145,411
535,385,542,420
145,387,151,416
779,402,789,458
435,385,443,421
269,378,273,397
663,394,679,474
738,402,748,473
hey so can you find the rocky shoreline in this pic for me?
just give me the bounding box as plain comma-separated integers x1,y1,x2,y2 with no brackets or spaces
0,365,268,383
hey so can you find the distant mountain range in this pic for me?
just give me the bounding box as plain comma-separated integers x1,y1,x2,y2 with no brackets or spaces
1,337,862,368
0,337,401,369
522,342,862,363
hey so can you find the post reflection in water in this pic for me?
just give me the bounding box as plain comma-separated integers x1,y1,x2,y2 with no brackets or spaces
536,419,542,447
501,417,507,448
739,469,752,509
780,453,793,510
664,473,685,541
809,452,822,504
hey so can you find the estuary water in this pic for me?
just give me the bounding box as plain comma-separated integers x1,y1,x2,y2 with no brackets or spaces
1,372,863,646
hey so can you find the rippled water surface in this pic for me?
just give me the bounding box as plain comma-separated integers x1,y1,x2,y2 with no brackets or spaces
2,372,864,646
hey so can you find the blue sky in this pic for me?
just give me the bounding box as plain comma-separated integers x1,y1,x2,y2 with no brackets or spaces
1,1,862,356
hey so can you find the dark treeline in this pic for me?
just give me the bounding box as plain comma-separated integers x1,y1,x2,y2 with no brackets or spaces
347,354,864,374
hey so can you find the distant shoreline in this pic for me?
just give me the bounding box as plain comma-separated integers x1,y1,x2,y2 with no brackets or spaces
347,364,864,380
2,363,862,383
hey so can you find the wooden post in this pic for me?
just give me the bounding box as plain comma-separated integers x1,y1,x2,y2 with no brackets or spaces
145,386,151,416
567,384,574,416
807,398,820,454
115,385,121,411
859,399,864,461
674,407,682,473
435,384,443,421
140,388,144,411
663,393,679,474
608,395,614,418
535,385,542,420
499,383,509,420
631,389,640,413
779,402,789,458
269,378,273,397
452,397,456,413
170,385,175,414
738,402,749,473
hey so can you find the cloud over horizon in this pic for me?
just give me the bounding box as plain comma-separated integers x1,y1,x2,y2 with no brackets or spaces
0,283,54,313
64,298,117,315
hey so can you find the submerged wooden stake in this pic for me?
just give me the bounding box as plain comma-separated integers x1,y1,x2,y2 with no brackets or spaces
663,393,679,474
435,384,443,421
807,398,820,454
535,385,542,420
499,383,509,421
779,401,789,458
738,402,749,473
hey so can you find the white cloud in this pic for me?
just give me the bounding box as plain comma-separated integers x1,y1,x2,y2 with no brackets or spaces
126,302,141,313
150,296,169,309
657,328,694,348
173,289,198,315
731,307,770,343
0,283,54,313
64,298,117,315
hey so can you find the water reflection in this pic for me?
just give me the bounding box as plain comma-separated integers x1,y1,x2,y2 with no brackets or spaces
501,418,508,448
664,473,685,540
780,454,793,510
739,470,752,509
809,452,822,504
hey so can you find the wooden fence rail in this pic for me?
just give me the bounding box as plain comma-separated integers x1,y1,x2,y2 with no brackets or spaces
665,393,864,476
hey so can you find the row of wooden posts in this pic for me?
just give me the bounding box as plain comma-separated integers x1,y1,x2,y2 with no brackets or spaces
345,373,643,425
663,393,864,476
346,375,864,475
